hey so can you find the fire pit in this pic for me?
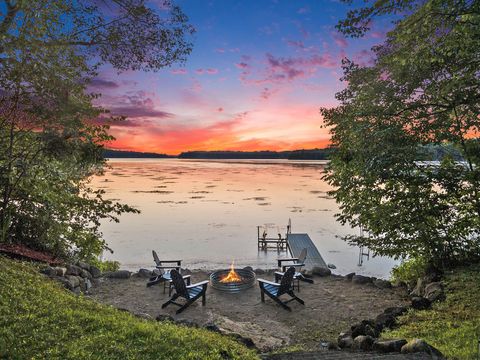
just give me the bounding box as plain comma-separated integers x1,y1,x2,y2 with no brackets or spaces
210,263,256,293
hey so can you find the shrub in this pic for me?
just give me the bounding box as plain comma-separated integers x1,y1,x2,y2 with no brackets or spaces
390,256,428,288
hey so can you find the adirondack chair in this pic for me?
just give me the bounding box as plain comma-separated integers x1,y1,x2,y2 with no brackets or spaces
258,267,305,311
161,269,209,314
276,248,313,290
147,250,190,295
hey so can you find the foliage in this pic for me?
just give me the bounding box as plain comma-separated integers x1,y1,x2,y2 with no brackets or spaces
0,256,258,360
90,258,120,272
390,256,429,287
0,0,193,259
383,263,480,360
322,0,480,266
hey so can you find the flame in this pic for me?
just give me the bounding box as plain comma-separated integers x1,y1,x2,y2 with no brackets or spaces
220,261,242,283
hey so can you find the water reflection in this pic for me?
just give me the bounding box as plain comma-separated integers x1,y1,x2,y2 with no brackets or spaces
90,159,397,278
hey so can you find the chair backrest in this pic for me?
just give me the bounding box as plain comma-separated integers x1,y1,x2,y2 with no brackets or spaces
152,250,161,266
298,248,307,263
170,269,189,299
278,267,295,296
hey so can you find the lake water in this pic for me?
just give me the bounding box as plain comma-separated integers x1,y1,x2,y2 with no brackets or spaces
91,159,397,278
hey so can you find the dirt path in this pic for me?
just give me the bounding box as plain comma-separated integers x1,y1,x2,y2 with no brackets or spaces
90,271,408,351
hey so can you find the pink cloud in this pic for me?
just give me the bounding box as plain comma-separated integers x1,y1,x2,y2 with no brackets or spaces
195,68,219,75
171,69,187,75
333,33,348,48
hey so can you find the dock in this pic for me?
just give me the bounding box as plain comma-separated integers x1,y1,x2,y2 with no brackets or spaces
286,233,327,270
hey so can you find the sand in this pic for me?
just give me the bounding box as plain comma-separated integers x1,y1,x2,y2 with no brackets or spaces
89,270,408,352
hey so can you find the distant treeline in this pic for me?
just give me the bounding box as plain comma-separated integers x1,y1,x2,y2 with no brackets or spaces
103,149,172,158
178,148,334,160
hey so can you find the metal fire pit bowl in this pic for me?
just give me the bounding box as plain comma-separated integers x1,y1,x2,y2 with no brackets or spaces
210,268,256,292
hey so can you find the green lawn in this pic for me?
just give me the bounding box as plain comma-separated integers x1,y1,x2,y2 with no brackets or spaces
383,263,480,360
0,256,259,360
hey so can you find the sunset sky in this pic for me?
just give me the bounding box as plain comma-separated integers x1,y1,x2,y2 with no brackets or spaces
91,0,390,155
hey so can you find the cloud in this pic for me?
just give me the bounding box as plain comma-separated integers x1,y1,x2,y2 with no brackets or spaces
332,33,348,48
89,78,119,89
171,69,187,75
195,68,219,75
217,107,224,112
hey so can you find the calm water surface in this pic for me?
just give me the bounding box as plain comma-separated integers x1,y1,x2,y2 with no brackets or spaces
91,159,397,278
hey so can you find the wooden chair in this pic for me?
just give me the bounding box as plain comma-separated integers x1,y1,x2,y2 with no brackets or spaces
276,248,313,290
161,269,209,314
147,250,190,295
258,267,305,311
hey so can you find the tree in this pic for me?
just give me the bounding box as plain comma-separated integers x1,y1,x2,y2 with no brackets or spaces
0,0,193,259
321,0,480,266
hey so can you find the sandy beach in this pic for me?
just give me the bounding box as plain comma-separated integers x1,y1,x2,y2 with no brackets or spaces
90,270,408,352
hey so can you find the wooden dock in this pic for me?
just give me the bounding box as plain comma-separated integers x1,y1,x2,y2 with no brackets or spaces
286,233,327,270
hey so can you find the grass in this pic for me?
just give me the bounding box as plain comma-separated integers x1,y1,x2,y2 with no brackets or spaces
382,263,480,360
0,256,259,360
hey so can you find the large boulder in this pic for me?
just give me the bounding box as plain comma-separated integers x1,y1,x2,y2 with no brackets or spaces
375,313,396,330
65,275,81,288
374,279,392,289
352,274,372,284
66,264,82,276
401,339,444,359
40,266,57,277
384,306,408,317
353,335,374,351
51,275,74,290
89,265,102,278
312,266,331,277
411,296,431,310
337,332,354,349
77,261,91,271
351,320,377,338
137,268,153,278
79,269,93,279
54,267,67,277
103,270,131,279
424,282,445,302
373,339,407,353
345,272,355,281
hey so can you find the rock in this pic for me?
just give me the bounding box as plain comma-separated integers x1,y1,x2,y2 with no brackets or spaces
424,282,444,302
353,335,374,351
312,266,331,277
319,340,337,350
254,268,265,275
89,265,102,278
79,278,87,292
401,339,444,359
229,333,256,349
156,314,174,322
410,277,426,297
85,278,92,292
54,267,67,277
375,313,396,330
351,320,377,338
77,261,91,271
345,272,355,281
134,312,152,320
137,268,153,278
103,270,131,279
411,296,431,310
40,266,57,277
337,332,354,349
176,319,198,328
51,276,74,290
327,263,336,269
79,269,92,279
384,306,408,317
373,339,407,353
204,322,221,333
65,275,81,288
66,264,82,276
352,274,372,284
374,279,392,289
72,287,81,295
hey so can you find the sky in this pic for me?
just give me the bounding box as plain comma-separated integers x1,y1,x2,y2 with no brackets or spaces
91,0,389,155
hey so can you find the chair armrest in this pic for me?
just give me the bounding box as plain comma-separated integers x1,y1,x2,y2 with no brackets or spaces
187,280,209,288
258,278,280,287
282,263,304,272
277,258,298,267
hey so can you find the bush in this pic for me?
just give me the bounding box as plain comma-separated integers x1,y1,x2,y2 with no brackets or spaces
0,256,258,360
89,258,120,272
390,256,428,287
383,263,480,359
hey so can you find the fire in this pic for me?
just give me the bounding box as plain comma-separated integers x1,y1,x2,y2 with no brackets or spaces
219,261,242,283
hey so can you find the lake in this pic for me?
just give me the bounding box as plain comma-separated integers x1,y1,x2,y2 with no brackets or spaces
91,159,397,278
